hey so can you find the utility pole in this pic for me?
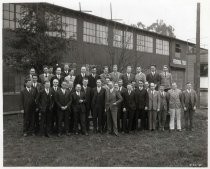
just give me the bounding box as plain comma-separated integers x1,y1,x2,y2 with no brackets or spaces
195,3,200,108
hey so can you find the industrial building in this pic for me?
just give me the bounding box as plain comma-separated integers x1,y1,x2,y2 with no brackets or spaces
3,2,208,112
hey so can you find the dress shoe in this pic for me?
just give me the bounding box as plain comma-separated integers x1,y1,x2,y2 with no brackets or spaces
177,129,182,132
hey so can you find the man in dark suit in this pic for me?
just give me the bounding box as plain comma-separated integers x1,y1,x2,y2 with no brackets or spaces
123,84,137,133
135,80,149,131
121,66,135,88
105,81,123,136
62,64,70,77
88,66,100,89
51,66,64,87
51,78,60,133
117,79,127,132
39,65,54,84
92,79,106,133
67,80,75,133
146,64,161,90
31,74,43,134
182,82,197,131
74,66,88,87
25,67,36,81
71,84,88,135
37,81,53,137
55,81,71,137
81,78,92,132
20,78,37,136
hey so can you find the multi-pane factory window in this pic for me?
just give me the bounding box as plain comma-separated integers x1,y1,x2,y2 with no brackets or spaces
83,21,96,43
124,31,133,49
61,16,77,40
96,24,108,45
3,3,15,30
83,21,108,45
156,39,169,55
113,29,123,48
137,34,153,53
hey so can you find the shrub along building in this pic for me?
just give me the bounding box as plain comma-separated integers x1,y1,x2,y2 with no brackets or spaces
3,2,208,112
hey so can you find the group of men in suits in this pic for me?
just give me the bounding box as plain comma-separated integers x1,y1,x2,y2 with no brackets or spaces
20,63,197,137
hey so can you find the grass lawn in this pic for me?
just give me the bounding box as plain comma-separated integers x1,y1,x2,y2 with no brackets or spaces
3,109,207,167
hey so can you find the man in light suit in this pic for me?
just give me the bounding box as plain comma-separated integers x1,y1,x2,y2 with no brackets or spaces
182,82,197,131
157,85,168,131
110,65,121,83
148,83,160,131
135,66,146,85
121,66,135,88
167,82,183,132
105,81,123,136
160,65,173,92
146,64,161,90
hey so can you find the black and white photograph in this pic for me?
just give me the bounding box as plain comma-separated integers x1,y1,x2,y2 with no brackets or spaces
2,0,209,167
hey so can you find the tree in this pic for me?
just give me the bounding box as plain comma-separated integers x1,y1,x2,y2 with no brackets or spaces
131,19,176,37
3,4,71,73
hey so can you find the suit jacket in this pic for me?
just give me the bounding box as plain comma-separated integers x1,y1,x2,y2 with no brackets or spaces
160,72,173,89
100,73,111,85
88,74,100,88
71,91,86,113
109,72,122,83
55,89,71,110
182,89,197,109
167,89,182,109
135,72,146,84
37,88,54,112
62,71,69,78
51,86,60,107
135,88,149,110
74,74,88,87
148,90,160,111
20,88,36,112
50,74,64,87
146,72,161,90
39,73,54,84
92,87,106,109
123,90,137,111
105,89,123,111
81,86,92,111
158,91,168,110
118,86,127,109
121,73,135,88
